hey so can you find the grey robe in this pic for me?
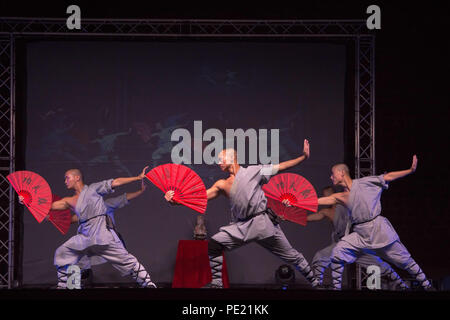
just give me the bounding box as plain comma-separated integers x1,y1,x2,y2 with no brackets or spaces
77,193,129,269
214,165,278,242
66,179,121,251
341,175,399,249
331,204,350,243
313,203,397,275
211,165,312,273
312,204,349,265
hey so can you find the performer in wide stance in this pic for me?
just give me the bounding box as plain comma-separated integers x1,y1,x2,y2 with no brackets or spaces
318,156,433,290
48,167,156,289
73,180,148,282
308,186,408,290
166,139,319,288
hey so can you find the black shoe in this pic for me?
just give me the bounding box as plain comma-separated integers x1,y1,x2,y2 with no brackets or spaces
314,284,329,290
388,282,410,291
137,281,157,288
424,285,437,292
145,282,157,288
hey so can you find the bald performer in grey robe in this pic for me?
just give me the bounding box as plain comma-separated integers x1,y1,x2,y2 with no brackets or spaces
166,141,319,288
77,193,133,270
53,172,156,289
319,156,433,290
208,164,317,288
310,203,408,290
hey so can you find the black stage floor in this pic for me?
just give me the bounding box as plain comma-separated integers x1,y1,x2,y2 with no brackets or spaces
2,287,449,318
2,286,449,300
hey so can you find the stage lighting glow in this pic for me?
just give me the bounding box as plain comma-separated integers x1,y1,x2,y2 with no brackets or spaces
275,264,295,288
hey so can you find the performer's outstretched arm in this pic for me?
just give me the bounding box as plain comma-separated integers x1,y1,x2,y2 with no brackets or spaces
51,198,70,210
165,179,224,205
275,139,309,172
318,196,336,206
307,211,326,222
206,180,224,201
112,166,148,188
307,207,335,222
126,180,146,201
318,192,347,206
20,195,74,224
20,195,70,211
383,155,418,182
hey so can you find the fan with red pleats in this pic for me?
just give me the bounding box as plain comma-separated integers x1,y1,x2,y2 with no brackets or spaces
7,170,52,223
49,194,72,235
262,173,318,226
146,164,207,214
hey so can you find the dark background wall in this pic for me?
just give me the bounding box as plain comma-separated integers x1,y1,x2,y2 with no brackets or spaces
1,1,449,285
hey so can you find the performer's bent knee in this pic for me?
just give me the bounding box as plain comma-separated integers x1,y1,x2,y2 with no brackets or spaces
208,239,225,257
54,245,82,267
330,247,348,265
330,247,342,258
54,246,71,267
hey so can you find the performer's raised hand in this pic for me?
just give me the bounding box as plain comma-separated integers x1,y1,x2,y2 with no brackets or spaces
138,166,149,180
383,154,419,182
276,138,310,172
303,139,310,159
411,155,418,173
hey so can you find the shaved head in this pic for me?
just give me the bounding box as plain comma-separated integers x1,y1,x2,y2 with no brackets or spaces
332,163,350,176
64,168,84,190
217,148,239,173
330,163,351,186
218,148,237,164
66,169,83,181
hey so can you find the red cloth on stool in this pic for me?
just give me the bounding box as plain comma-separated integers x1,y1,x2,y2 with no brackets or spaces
172,240,229,288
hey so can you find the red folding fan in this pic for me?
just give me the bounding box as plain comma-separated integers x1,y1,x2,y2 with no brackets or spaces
262,173,318,226
7,170,52,223
48,194,72,235
146,163,207,214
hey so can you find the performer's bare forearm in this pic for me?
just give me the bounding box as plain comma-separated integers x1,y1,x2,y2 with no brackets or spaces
307,212,325,222
113,166,148,188
126,189,144,201
384,155,417,182
383,169,414,182
111,176,140,188
51,199,70,211
206,186,220,201
318,196,337,206
205,180,225,201
276,139,310,172
277,154,307,172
